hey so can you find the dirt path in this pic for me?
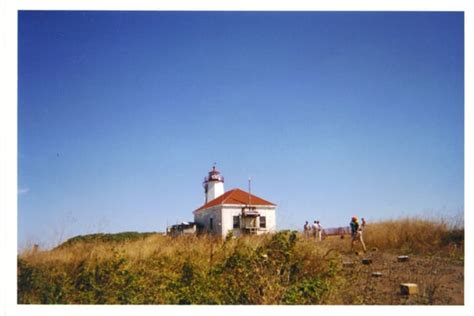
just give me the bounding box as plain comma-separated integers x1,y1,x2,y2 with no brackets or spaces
338,250,464,304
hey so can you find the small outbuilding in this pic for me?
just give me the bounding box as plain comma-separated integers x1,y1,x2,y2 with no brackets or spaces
166,222,198,237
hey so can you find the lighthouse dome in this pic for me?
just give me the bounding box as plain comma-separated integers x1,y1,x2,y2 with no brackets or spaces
207,166,224,182
203,165,225,203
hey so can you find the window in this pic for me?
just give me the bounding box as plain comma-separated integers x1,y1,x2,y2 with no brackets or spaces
260,216,266,228
233,216,240,229
209,218,213,230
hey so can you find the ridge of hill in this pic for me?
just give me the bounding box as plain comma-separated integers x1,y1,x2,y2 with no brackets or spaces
56,231,159,249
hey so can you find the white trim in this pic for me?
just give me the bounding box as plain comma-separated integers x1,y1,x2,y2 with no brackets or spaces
192,205,221,215
221,204,277,209
194,203,277,214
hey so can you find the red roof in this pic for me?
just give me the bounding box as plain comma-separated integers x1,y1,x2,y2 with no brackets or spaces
195,188,276,212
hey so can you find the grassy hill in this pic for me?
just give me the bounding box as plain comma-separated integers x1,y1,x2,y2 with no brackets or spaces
55,231,159,249
18,218,464,305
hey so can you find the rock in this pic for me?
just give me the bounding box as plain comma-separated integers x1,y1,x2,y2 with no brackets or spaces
372,272,383,277
397,255,409,262
400,283,418,295
343,261,355,268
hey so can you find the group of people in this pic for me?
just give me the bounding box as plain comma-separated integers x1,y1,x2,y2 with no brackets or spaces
303,216,367,252
303,220,323,241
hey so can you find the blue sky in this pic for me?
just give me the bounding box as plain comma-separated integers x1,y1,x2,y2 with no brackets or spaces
18,11,464,248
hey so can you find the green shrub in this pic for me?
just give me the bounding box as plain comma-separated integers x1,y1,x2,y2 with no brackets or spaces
282,277,330,304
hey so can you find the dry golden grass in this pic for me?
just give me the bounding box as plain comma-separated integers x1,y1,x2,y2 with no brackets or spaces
17,218,464,305
21,233,274,264
363,217,461,253
20,217,463,267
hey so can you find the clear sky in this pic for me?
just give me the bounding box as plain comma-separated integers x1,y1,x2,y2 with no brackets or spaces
18,11,464,248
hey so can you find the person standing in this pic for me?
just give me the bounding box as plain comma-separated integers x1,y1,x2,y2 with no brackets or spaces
312,220,318,239
303,221,310,239
315,220,322,241
350,216,367,252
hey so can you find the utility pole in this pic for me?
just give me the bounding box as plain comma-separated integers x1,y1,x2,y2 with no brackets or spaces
248,177,252,206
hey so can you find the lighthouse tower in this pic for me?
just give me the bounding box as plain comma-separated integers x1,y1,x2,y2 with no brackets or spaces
203,165,224,203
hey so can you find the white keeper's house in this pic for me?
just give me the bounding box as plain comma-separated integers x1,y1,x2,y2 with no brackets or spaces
193,166,277,237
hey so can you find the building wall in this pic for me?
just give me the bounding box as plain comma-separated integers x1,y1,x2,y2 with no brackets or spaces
258,207,277,233
195,205,276,237
194,207,223,234
221,205,277,237
221,206,243,237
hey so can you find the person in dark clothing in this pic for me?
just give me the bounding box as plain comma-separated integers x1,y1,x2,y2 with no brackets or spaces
303,221,310,239
350,216,367,252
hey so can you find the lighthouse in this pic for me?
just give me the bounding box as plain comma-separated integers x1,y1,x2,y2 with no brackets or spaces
195,165,277,236
203,165,224,203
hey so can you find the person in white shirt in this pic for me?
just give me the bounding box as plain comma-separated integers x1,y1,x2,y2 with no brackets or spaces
315,220,322,241
312,220,322,241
